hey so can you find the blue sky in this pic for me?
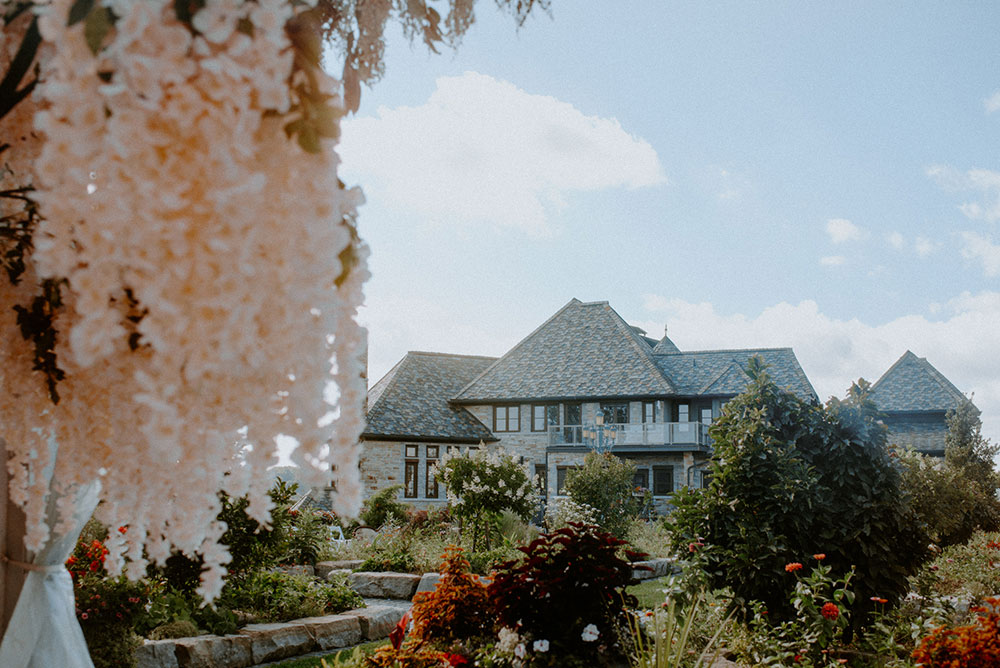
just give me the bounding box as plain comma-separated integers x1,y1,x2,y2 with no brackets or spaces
333,2,1000,444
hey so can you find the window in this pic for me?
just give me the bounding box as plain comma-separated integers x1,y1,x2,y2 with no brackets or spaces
404,460,418,498
602,403,628,425
424,446,439,499
653,466,674,496
677,404,689,423
701,470,713,489
493,405,520,432
405,444,418,458
701,408,713,425
564,403,582,425
633,468,649,490
532,404,560,432
643,401,656,423
556,466,569,494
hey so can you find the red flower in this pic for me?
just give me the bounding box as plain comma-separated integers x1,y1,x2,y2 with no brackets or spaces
785,562,803,573
65,556,76,567
89,561,100,572
821,602,840,620
117,525,128,534
813,553,826,561
443,654,470,667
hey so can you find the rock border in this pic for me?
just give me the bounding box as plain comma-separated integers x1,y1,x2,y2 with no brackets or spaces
134,605,406,668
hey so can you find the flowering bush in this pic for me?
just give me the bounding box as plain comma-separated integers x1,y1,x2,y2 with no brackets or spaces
437,446,536,550
543,496,597,530
911,598,1000,667
488,523,641,666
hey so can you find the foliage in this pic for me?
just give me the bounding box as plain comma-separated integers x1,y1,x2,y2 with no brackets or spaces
628,593,730,668
220,477,300,573
219,570,363,623
283,508,329,566
360,485,410,529
930,531,1000,599
409,546,494,645
67,521,148,668
437,446,536,550
147,620,199,641
488,522,642,666
364,644,458,668
943,401,1000,536
667,362,929,625
737,558,856,666
544,496,597,530
911,598,1000,668
564,451,644,538
625,519,673,560
896,448,987,547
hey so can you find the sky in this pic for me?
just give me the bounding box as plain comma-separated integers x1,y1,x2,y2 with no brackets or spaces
331,1,1000,446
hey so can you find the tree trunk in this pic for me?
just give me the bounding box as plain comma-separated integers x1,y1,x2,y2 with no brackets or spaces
0,437,29,640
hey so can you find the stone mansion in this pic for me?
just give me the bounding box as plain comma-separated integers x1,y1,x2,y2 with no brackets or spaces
358,298,973,510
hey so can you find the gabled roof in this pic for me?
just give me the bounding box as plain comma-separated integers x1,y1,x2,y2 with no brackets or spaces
364,352,498,442
870,351,970,413
655,348,818,401
453,299,676,402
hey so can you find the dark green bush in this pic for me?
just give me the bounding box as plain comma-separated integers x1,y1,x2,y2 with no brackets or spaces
360,485,410,529
668,361,929,626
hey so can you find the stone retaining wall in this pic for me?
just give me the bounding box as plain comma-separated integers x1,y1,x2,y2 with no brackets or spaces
631,557,676,581
134,605,405,668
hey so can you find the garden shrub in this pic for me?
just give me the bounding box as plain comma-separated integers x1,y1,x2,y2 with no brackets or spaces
896,447,986,548
220,570,363,623
67,522,148,668
148,620,199,640
437,446,536,550
488,522,642,666
930,531,1000,598
668,362,929,625
361,485,410,529
564,451,643,538
409,546,493,644
282,508,328,566
911,598,1000,667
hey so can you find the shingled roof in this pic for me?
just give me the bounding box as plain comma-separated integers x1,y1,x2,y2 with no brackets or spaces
453,299,677,402
654,348,818,400
870,351,970,413
364,352,498,442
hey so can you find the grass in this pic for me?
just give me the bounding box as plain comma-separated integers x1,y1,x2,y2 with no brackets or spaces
266,639,388,668
629,578,669,609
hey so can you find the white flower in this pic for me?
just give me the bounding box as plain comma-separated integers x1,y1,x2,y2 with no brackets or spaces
514,643,526,658
581,624,600,642
533,639,549,653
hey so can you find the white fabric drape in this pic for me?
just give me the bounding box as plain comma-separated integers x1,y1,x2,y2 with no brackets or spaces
0,480,100,668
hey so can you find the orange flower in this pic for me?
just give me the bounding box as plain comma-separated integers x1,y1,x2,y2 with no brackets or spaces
870,596,888,604
785,562,803,573
821,602,839,620
813,553,826,561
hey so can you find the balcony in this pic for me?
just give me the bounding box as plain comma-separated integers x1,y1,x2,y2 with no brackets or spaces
548,422,711,451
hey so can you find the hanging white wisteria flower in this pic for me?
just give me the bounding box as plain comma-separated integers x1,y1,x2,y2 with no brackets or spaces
1,0,369,599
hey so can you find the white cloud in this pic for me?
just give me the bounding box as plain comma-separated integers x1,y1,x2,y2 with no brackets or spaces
638,293,1000,446
961,231,1000,276
986,91,1000,113
914,236,937,257
927,165,1000,223
826,218,867,244
820,255,845,267
887,231,905,250
339,72,666,237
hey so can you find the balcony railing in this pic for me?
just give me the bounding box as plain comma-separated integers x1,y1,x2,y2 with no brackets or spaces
548,422,710,448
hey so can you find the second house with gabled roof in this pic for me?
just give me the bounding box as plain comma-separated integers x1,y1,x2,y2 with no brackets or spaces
360,298,818,512
869,350,976,457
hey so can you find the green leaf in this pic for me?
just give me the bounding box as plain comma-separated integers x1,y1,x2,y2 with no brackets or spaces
67,0,94,26
84,5,112,56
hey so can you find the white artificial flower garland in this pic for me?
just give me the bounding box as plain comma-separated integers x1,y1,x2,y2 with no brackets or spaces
1,0,368,599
